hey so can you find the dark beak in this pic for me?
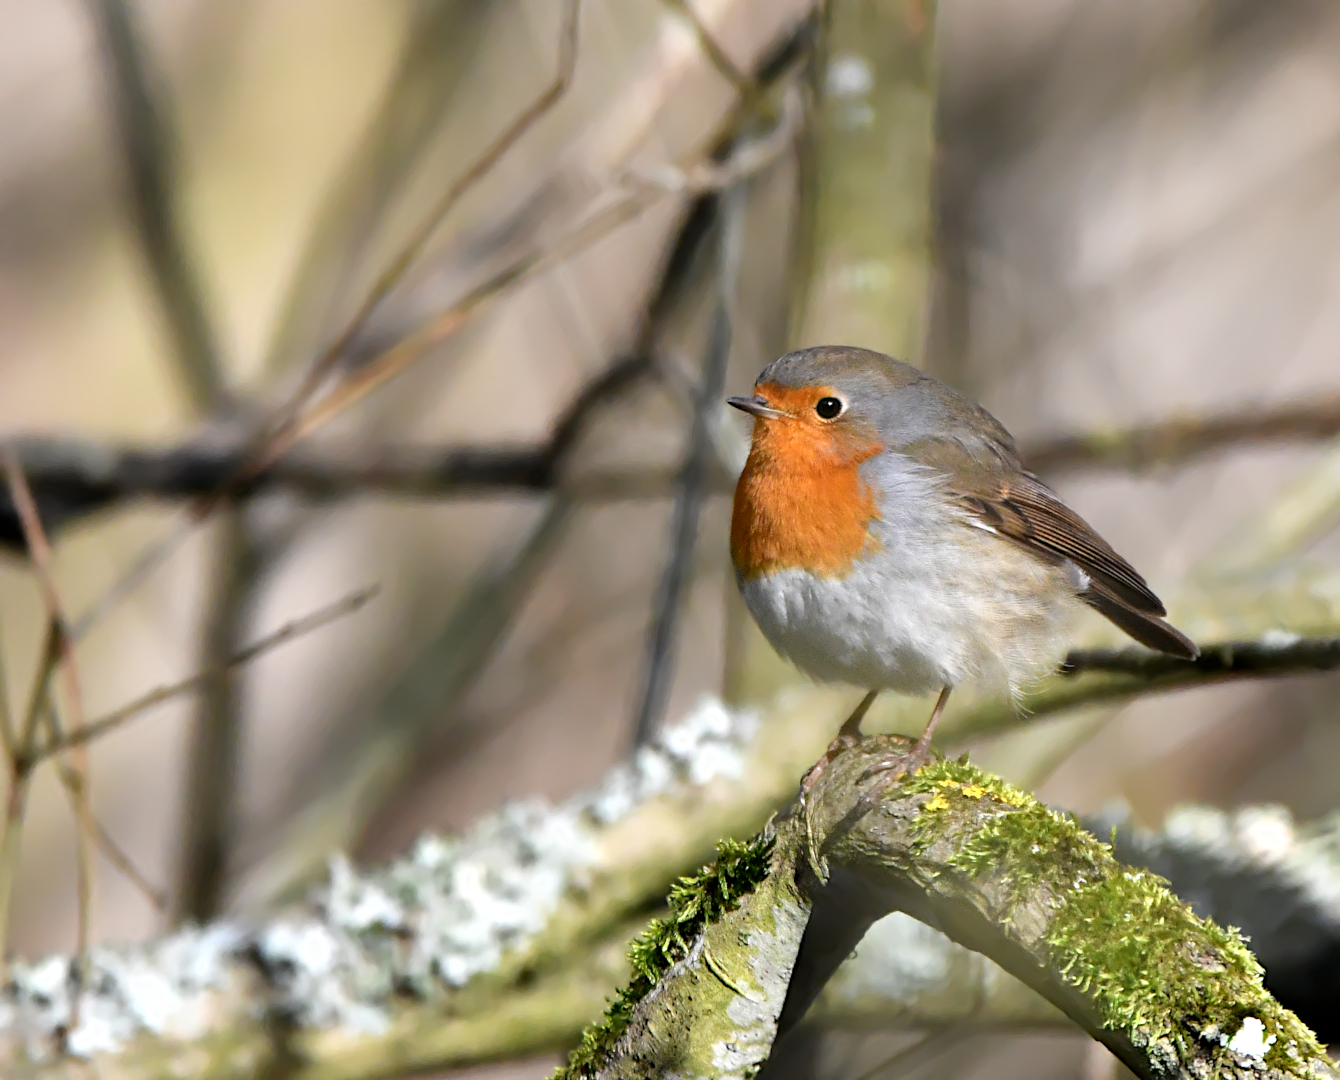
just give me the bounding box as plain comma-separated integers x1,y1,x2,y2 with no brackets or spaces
727,395,787,419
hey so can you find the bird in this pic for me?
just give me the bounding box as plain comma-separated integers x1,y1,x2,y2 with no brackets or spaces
727,345,1198,769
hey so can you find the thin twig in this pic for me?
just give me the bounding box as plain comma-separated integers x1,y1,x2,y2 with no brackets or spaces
86,0,229,415
1,452,95,1022
89,809,168,913
0,620,59,962
60,0,582,646
40,585,378,760
69,515,199,641
234,196,725,907
0,603,14,760
258,0,583,468
43,704,168,913
1022,392,1340,475
943,634,1340,745
261,1,510,383
266,86,801,469
0,93,804,563
631,182,747,748
658,0,756,101
1059,636,1340,679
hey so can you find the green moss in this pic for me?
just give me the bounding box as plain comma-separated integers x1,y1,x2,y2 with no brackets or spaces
555,832,775,1080
895,758,1324,1072
1048,868,1323,1072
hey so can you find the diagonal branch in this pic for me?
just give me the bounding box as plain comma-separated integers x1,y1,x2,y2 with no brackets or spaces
0,454,96,1019
86,0,229,415
257,0,583,469
37,586,378,762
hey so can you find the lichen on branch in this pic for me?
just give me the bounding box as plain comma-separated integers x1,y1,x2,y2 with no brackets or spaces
881,759,1323,1076
567,737,1334,1080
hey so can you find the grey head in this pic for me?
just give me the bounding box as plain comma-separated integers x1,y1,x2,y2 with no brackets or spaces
738,345,1020,459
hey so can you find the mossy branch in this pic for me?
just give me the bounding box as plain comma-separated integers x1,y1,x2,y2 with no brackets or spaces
566,737,1335,1080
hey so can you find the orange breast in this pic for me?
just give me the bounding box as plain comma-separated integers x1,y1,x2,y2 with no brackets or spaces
730,385,883,580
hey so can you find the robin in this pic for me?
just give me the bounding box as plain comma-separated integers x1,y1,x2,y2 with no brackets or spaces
728,345,1198,768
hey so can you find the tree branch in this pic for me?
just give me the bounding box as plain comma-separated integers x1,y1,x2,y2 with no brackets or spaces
86,0,230,415
632,181,747,748
5,690,1340,1077
9,378,1339,552
567,738,1332,1080
1022,393,1340,476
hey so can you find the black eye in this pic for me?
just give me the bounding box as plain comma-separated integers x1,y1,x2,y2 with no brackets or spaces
815,396,844,420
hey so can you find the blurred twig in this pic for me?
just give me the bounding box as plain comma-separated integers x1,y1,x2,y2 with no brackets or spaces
42,703,168,915
60,0,583,645
86,0,229,415
0,437,719,544
175,510,260,923
259,0,583,470
1022,392,1340,475
0,622,59,962
233,355,656,906
0,454,95,1019
658,0,756,102
632,184,746,748
237,497,577,909
262,0,508,380
40,587,378,761
235,180,735,906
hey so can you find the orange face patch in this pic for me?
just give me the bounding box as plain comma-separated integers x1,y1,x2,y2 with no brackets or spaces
730,382,883,580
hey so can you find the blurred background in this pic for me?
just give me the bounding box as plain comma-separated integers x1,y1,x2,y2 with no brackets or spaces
1,0,1339,1077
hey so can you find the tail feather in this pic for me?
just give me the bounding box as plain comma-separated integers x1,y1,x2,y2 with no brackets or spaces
1081,584,1199,660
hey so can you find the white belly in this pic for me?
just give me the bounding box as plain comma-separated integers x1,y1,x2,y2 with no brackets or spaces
737,519,1085,697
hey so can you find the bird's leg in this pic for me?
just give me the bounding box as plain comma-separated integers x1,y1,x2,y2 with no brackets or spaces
836,689,880,743
911,686,952,761
798,690,879,881
799,691,879,798
852,686,952,797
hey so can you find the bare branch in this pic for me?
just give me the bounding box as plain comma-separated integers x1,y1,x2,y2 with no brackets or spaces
38,586,378,761
1023,392,1340,475
232,186,728,907
85,0,229,415
0,454,95,1021
658,0,755,101
946,633,1340,745
1059,636,1340,678
632,183,747,747
174,511,259,923
258,0,583,469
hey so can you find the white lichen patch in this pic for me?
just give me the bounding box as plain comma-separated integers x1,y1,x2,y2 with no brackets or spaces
0,697,762,1059
1222,1016,1276,1061
0,922,245,1062
582,696,759,825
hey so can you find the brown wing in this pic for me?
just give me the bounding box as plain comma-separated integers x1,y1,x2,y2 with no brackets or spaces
902,436,1199,660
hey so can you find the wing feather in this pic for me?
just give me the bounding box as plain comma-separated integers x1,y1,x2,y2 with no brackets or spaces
899,435,1198,659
